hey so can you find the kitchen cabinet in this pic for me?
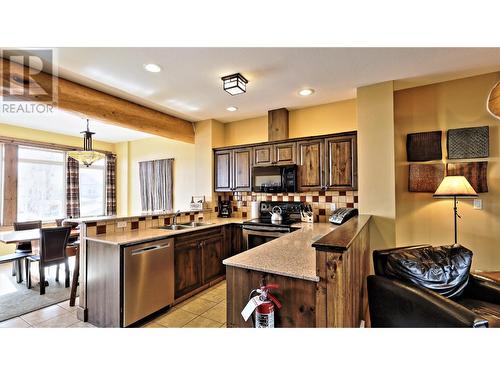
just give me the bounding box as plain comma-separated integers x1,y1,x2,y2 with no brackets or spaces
324,134,357,190
174,227,226,299
201,234,225,284
296,139,324,191
214,150,232,192
214,148,252,192
233,148,252,191
214,131,357,193
253,142,296,166
174,237,203,299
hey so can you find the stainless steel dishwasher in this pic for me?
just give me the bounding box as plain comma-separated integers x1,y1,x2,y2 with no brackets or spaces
123,238,174,326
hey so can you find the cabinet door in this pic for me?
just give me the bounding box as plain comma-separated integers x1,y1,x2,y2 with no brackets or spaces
233,148,252,191
202,235,225,284
214,150,232,192
253,145,273,166
174,241,202,299
296,139,324,191
325,135,357,190
231,224,243,256
273,142,296,165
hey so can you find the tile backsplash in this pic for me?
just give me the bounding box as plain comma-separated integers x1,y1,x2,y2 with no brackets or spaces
214,191,358,223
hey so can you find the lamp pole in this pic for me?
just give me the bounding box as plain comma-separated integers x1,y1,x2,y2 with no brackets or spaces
453,196,458,244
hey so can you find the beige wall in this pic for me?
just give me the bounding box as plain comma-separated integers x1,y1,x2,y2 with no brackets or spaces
223,99,357,146
394,72,500,271
124,136,196,215
357,81,396,250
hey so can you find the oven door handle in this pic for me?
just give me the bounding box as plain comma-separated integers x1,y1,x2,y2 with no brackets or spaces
242,225,291,233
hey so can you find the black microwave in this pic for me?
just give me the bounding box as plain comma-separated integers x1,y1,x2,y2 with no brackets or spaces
252,165,297,193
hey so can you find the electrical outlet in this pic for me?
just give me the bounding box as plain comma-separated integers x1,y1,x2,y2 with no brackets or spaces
330,203,337,212
473,199,483,210
116,221,127,228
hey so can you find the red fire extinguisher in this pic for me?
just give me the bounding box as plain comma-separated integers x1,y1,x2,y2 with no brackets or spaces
241,283,282,328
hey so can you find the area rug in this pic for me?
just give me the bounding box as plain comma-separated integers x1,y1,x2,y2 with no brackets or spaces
0,265,77,322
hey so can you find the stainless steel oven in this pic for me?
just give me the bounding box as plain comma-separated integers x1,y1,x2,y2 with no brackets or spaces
242,224,292,250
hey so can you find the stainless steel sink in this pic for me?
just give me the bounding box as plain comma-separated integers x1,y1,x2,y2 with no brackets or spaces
181,222,212,228
157,224,187,230
157,222,212,231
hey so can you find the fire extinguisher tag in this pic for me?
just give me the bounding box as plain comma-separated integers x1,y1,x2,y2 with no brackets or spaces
241,296,264,321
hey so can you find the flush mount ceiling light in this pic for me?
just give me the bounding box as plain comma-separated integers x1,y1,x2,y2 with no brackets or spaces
221,73,248,95
68,119,105,167
143,63,162,73
226,106,238,112
298,88,315,96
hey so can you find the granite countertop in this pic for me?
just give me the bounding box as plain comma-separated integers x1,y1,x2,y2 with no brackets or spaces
65,208,213,224
84,217,243,245
223,222,340,282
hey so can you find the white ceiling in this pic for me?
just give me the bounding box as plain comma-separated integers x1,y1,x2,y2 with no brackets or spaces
2,48,500,141
50,48,500,123
0,109,152,143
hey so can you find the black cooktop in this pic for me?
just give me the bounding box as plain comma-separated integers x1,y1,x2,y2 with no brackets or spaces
243,217,298,227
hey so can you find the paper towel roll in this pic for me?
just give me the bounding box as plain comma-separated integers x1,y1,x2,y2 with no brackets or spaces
250,201,260,219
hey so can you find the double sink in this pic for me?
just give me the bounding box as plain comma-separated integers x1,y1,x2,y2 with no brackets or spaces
157,222,212,231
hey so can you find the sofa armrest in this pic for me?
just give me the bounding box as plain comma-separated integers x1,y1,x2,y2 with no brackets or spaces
367,275,488,328
464,275,500,305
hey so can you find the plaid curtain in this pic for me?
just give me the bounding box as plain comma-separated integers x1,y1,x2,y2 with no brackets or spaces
66,156,80,218
139,158,173,212
106,154,117,216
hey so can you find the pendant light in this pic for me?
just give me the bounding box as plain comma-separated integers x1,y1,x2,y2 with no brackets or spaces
68,119,105,167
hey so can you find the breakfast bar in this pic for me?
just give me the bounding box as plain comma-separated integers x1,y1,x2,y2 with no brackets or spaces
224,215,372,328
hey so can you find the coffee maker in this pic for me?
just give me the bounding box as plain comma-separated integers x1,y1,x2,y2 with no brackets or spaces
218,201,232,218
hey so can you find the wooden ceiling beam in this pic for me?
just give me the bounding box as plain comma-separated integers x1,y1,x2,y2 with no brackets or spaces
1,58,195,143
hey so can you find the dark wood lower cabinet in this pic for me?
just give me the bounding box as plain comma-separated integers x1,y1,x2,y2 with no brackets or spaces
201,235,225,284
174,238,203,299
174,226,228,300
230,224,243,256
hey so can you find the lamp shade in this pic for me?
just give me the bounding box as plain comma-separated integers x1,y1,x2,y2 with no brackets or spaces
433,176,478,198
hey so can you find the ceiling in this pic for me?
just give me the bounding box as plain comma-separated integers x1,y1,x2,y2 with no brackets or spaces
0,109,152,143
49,48,500,123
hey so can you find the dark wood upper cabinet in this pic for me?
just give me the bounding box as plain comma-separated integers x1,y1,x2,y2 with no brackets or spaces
214,150,232,192
273,142,296,165
214,148,252,192
253,145,273,166
296,139,324,191
325,134,357,190
233,148,252,191
214,131,357,192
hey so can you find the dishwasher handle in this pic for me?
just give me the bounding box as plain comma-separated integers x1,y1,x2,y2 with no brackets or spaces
130,243,170,256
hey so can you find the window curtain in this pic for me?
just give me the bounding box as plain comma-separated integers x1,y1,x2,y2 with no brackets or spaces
106,154,117,216
66,156,80,218
139,158,173,212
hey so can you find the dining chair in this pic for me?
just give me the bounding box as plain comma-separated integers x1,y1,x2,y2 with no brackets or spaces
12,220,42,281
25,227,71,295
55,218,80,282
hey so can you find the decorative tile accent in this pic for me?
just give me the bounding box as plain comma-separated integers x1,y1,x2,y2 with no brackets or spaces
96,225,106,235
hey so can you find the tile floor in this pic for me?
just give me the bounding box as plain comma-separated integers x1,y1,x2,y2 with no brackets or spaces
0,281,227,328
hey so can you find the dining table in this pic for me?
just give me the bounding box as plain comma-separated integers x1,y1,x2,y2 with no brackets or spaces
0,228,80,283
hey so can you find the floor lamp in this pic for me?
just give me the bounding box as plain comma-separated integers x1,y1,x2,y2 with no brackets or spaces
433,176,478,244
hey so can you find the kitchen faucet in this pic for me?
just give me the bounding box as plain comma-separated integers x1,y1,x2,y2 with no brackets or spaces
172,210,181,225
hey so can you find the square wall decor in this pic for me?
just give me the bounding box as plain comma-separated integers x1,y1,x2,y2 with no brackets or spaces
447,126,489,159
406,131,442,162
446,162,488,193
408,163,445,192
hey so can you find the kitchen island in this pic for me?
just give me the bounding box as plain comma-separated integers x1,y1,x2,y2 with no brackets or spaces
223,215,372,328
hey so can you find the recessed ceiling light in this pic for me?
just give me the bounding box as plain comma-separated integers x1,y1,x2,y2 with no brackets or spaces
143,63,162,73
298,88,315,96
226,106,238,112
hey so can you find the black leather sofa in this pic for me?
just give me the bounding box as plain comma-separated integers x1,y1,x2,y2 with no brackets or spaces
367,245,500,328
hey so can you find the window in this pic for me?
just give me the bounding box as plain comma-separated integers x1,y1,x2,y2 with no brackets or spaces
17,146,66,222
79,158,106,217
